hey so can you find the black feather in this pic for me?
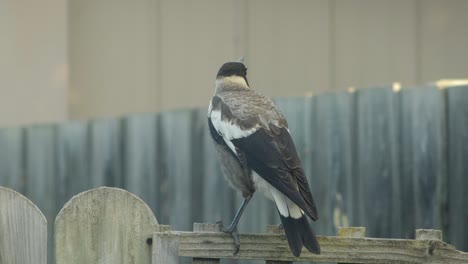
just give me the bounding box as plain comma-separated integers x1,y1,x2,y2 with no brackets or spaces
231,128,318,220
279,213,321,256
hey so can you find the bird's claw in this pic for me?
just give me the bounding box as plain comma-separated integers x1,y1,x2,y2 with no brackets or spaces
216,221,240,254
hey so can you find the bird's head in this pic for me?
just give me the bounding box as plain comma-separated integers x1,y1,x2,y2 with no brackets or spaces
215,58,249,91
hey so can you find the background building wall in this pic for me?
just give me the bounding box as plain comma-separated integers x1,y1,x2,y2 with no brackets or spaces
1,0,468,126
0,0,68,127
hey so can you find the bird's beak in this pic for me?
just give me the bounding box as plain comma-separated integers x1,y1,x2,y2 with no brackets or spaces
237,57,245,63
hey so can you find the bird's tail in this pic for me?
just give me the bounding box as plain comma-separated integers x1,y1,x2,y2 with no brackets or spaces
278,212,321,257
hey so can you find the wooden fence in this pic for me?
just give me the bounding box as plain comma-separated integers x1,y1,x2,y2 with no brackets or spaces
0,85,467,262
1,186,467,263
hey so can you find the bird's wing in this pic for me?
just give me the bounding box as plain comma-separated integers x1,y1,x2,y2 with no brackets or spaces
208,91,318,220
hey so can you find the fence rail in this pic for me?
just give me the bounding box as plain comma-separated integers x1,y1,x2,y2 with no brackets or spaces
1,186,467,264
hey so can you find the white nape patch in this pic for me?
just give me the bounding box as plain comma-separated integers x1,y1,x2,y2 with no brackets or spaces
252,172,303,219
207,100,213,117
209,108,258,154
215,76,249,91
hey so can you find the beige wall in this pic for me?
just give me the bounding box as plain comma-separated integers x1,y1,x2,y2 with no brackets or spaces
1,0,468,125
69,0,468,121
0,0,68,127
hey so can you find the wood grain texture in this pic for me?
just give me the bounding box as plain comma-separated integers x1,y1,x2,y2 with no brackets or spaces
55,187,157,264
0,186,47,264
24,124,58,264
152,233,179,264
152,229,468,263
193,223,221,264
266,225,291,264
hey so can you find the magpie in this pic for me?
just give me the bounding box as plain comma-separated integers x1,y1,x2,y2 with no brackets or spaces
207,59,320,256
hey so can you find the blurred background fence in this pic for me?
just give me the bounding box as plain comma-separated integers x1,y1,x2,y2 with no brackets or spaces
1,85,467,261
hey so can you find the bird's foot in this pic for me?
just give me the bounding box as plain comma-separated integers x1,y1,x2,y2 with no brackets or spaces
216,220,240,254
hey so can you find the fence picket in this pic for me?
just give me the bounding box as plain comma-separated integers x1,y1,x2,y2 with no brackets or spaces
24,124,58,264
0,186,47,264
55,187,158,264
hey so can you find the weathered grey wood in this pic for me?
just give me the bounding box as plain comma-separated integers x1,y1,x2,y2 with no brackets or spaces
155,228,468,263
55,187,158,264
416,229,442,241
152,233,179,264
265,225,291,264
193,223,221,264
0,128,24,193
338,227,367,264
356,87,402,238
24,124,58,264
0,186,47,264
88,118,123,187
122,114,159,211
338,226,366,238
446,85,468,252
400,86,446,239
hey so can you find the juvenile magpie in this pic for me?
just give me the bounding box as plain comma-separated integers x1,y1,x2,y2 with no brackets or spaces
207,59,320,256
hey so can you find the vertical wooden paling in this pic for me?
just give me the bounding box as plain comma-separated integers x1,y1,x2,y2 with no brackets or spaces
55,187,157,264
0,186,47,264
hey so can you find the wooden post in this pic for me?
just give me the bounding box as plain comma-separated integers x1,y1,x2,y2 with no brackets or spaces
415,229,442,241
415,229,442,257
152,225,179,264
266,225,292,264
338,227,367,264
192,223,221,264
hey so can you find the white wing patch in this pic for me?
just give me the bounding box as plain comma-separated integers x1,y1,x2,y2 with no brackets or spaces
253,172,303,219
209,102,259,155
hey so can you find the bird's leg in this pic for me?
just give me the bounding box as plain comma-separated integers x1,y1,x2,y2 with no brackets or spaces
217,195,252,254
